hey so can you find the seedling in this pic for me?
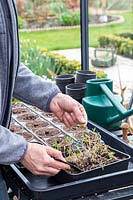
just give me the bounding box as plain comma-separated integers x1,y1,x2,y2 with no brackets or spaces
49,129,121,173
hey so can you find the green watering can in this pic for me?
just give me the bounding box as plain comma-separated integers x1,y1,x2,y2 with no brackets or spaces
82,78,133,130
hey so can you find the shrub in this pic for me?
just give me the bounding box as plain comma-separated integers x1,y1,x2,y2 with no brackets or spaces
119,39,133,58
20,40,56,79
99,34,133,59
41,50,81,75
91,68,107,79
46,51,107,78
20,39,107,79
98,35,123,50
59,11,80,26
48,0,67,15
117,33,133,40
18,16,26,29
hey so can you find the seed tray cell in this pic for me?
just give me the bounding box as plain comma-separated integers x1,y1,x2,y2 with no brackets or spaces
41,111,56,118
51,117,64,125
17,112,39,122
26,120,50,131
12,107,29,115
46,134,69,143
62,124,85,134
12,102,26,108
16,131,34,142
35,127,61,138
9,120,23,133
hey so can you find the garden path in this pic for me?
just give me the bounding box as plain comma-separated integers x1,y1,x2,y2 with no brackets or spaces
54,48,133,102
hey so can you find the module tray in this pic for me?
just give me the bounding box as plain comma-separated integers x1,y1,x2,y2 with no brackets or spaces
54,147,130,183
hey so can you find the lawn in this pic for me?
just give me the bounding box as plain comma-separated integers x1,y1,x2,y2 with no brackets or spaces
20,28,81,50
19,12,133,50
89,12,133,47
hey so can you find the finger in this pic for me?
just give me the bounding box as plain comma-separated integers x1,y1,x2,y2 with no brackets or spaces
43,152,70,170
78,104,88,126
44,167,60,176
55,111,63,122
72,103,87,125
70,112,78,125
63,112,76,127
49,158,70,170
33,166,60,176
63,115,71,127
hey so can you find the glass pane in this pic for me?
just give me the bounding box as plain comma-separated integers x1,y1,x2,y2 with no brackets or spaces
18,0,81,78
88,0,133,100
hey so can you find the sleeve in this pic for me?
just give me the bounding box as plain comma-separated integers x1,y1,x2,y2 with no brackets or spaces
13,63,61,112
0,125,28,165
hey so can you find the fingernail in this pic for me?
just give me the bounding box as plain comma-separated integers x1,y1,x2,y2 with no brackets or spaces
80,117,85,123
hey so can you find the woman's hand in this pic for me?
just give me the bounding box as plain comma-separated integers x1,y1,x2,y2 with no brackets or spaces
21,143,70,176
50,93,87,127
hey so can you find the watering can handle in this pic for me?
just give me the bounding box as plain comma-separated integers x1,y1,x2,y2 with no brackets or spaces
100,84,133,124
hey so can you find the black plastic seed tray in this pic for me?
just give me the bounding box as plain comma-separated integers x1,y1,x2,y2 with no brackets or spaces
54,146,130,183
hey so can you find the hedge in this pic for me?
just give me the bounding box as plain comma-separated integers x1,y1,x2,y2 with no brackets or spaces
117,32,133,40
98,34,133,59
20,39,107,79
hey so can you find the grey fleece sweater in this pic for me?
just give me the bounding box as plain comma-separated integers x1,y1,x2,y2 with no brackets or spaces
0,0,60,165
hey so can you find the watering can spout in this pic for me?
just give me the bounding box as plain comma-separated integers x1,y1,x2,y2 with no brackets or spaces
100,83,133,124
107,109,133,125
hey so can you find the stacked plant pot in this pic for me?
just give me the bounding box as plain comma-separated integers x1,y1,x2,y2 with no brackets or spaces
55,71,97,103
